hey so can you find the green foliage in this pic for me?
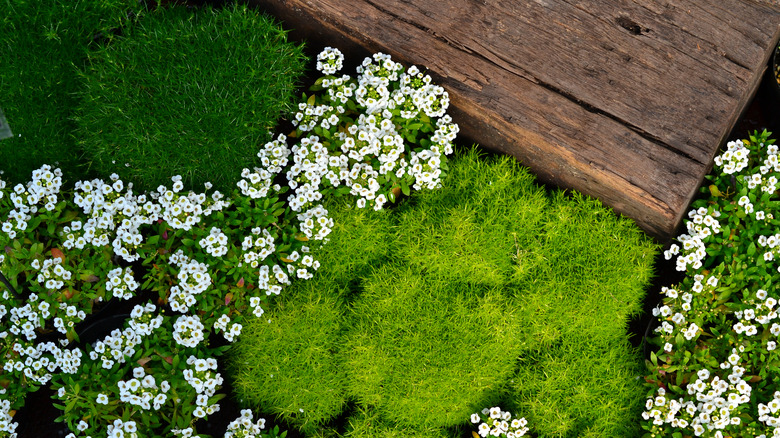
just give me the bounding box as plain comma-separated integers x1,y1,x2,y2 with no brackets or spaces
75,4,307,193
228,279,349,434
393,147,549,288
311,197,393,289
0,0,143,184
342,405,450,438
229,148,658,437
514,190,657,347
509,340,646,438
342,263,522,428
642,130,780,437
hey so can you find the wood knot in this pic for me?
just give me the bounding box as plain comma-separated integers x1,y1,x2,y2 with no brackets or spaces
616,16,647,35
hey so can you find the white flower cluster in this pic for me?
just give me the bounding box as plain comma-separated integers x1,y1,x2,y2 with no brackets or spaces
53,302,87,335
0,390,17,438
759,392,780,433
199,226,229,257
731,288,780,346
72,174,152,263
324,74,356,106
7,302,44,341
293,103,344,133
89,325,144,370
644,364,754,436
316,46,344,75
286,48,458,212
32,256,72,291
355,53,404,113
224,409,266,438
237,167,279,200
654,274,717,342
182,355,223,418
128,303,163,337
256,134,290,174
117,367,169,411
257,264,289,296
713,139,750,175
297,253,320,280
3,340,78,384
169,250,212,313
758,233,780,269
0,165,62,240
285,135,329,211
173,315,205,348
106,266,139,300
213,314,242,343
471,406,529,438
241,227,275,269
297,205,334,241
248,296,265,318
151,176,230,231
105,419,139,438
665,207,722,271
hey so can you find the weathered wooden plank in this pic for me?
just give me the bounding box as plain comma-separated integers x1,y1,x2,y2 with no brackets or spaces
252,0,780,239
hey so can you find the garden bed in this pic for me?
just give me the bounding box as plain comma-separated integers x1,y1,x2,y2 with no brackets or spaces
3,1,780,438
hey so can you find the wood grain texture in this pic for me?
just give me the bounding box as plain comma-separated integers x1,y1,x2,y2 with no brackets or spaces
253,0,780,239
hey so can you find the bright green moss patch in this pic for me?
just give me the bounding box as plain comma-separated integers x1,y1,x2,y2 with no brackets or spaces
228,278,348,434
343,263,521,428
342,405,450,438
228,148,658,437
75,4,307,193
0,0,143,184
509,340,646,438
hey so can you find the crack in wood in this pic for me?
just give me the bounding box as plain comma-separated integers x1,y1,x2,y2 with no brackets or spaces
615,16,648,35
364,0,707,167
723,52,753,71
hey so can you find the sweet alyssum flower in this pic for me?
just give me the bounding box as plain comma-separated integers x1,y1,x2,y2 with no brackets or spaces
471,406,530,438
0,45,461,438
644,131,780,438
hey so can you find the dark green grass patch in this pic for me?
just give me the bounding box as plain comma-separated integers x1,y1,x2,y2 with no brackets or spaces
228,148,658,437
0,0,142,184
75,4,307,193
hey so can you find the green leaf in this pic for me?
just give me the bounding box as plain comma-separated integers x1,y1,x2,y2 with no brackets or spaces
401,180,411,197
708,185,722,197
182,239,195,247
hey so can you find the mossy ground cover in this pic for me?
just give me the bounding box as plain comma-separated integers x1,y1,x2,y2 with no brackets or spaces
1,2,306,194
74,4,307,193
228,149,659,438
0,0,143,185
